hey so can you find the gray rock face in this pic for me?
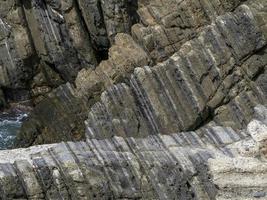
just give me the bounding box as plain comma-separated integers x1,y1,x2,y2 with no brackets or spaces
0,0,35,95
0,105,266,199
12,0,267,146
80,0,267,140
133,0,246,62
0,0,267,198
0,0,139,105
16,83,88,147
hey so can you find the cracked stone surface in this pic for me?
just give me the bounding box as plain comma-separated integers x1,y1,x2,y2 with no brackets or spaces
14,0,267,146
0,0,266,199
0,105,266,199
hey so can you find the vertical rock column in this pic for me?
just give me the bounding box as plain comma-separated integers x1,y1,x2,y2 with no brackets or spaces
0,0,37,102
22,0,97,83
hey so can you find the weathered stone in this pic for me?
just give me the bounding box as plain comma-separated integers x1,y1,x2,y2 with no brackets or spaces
76,33,150,104
0,0,140,104
0,0,266,199
0,89,6,109
0,105,266,199
80,2,267,139
0,0,35,91
16,83,88,147
13,0,267,146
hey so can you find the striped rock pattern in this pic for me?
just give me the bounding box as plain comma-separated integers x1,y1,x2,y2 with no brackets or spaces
1,0,267,199
0,105,266,199
0,0,249,101
83,0,267,140
133,0,246,62
76,0,251,100
16,0,267,146
0,0,139,103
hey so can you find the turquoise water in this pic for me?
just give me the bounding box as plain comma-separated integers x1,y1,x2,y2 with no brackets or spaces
0,109,28,149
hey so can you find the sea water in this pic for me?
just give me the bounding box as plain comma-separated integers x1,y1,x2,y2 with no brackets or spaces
0,109,28,149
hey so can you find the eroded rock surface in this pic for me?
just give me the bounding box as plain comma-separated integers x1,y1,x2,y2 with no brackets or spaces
9,0,266,146
0,105,266,199
0,0,267,199
0,0,140,106
16,83,88,147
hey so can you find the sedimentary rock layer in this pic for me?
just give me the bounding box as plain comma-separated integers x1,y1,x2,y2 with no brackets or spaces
16,0,267,146
0,105,267,199
0,0,139,104
83,2,267,140
0,0,266,199
0,0,258,103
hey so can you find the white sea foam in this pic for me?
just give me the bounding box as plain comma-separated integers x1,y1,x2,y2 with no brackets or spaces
0,112,28,149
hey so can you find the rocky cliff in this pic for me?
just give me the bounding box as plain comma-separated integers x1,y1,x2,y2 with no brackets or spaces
11,0,267,146
0,0,266,199
0,0,139,103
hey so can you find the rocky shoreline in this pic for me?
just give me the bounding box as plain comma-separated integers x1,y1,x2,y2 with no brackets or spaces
0,104,30,149
10,0,267,147
0,0,266,199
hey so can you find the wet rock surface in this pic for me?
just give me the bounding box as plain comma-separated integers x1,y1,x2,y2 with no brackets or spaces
16,83,88,147
0,106,28,149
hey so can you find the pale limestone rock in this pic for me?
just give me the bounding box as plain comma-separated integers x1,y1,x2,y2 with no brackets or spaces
247,120,267,143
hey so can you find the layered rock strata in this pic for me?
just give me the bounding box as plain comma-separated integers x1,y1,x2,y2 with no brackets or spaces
0,105,266,199
0,0,267,198
0,0,139,104
0,0,259,104
17,0,267,145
